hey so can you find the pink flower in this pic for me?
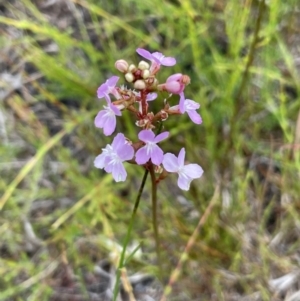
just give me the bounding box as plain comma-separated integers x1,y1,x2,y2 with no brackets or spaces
94,133,134,182
94,98,122,136
159,73,190,113
162,148,203,191
97,76,120,102
170,99,202,124
165,73,185,94
136,48,176,74
182,99,202,124
136,48,176,66
135,130,169,165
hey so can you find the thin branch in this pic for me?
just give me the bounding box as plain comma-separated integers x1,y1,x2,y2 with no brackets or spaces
149,163,160,266
159,183,220,301
113,169,149,301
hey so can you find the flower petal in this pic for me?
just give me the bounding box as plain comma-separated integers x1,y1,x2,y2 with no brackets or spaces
103,115,116,136
107,76,119,87
110,104,122,116
135,146,150,165
177,148,185,168
187,110,202,124
182,164,204,179
185,99,200,110
179,92,185,113
111,133,125,150
136,48,153,60
166,73,182,82
111,162,127,182
94,153,106,169
162,153,179,172
138,129,155,142
161,56,176,66
177,174,193,191
154,131,169,143
150,145,164,165
118,143,134,161
94,110,107,128
146,93,157,101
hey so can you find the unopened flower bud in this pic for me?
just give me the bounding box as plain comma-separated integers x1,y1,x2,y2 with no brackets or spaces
125,72,134,83
134,79,146,90
136,119,148,127
146,77,158,88
115,59,129,73
128,64,137,72
142,69,150,79
138,60,150,70
160,110,168,121
155,165,164,174
182,75,191,85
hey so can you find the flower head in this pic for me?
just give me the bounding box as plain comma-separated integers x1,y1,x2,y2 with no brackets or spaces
182,99,202,124
136,48,176,66
135,130,169,165
94,133,134,182
162,148,203,191
94,98,122,136
170,98,202,124
165,73,185,94
136,48,176,74
97,76,120,102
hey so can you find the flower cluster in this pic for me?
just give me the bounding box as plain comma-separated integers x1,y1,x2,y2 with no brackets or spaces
94,48,203,190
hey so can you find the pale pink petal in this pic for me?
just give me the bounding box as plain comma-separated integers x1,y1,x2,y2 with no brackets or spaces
150,146,164,165
178,174,192,191
177,148,185,167
138,129,155,142
179,92,185,113
146,93,157,101
94,110,107,128
152,52,164,62
162,153,179,172
111,162,127,182
94,153,106,169
136,48,153,60
185,99,200,110
118,144,134,161
166,73,182,82
135,147,150,165
182,164,204,179
111,133,125,150
161,56,176,66
154,131,169,143
110,104,122,116
165,81,181,94
103,115,116,136
107,76,119,87
187,110,202,124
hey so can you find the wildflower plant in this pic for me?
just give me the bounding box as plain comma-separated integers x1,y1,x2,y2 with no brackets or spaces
94,48,203,300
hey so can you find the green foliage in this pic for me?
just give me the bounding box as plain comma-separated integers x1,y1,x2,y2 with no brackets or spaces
1,0,300,300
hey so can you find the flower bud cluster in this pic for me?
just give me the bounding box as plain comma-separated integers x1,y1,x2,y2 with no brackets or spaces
94,48,203,190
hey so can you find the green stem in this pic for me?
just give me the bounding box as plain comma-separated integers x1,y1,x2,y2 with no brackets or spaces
149,163,161,268
232,0,265,122
112,169,149,301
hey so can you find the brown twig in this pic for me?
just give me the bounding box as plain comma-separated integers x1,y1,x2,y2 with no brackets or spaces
159,183,220,301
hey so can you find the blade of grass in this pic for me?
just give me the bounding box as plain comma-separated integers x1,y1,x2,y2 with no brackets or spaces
159,183,220,301
0,127,73,211
51,176,111,230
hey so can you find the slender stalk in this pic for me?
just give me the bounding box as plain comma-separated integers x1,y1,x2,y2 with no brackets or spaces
149,162,160,267
232,0,265,121
112,169,149,301
159,184,220,301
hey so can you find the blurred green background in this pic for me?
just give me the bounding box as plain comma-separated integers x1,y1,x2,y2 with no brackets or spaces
1,0,300,300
